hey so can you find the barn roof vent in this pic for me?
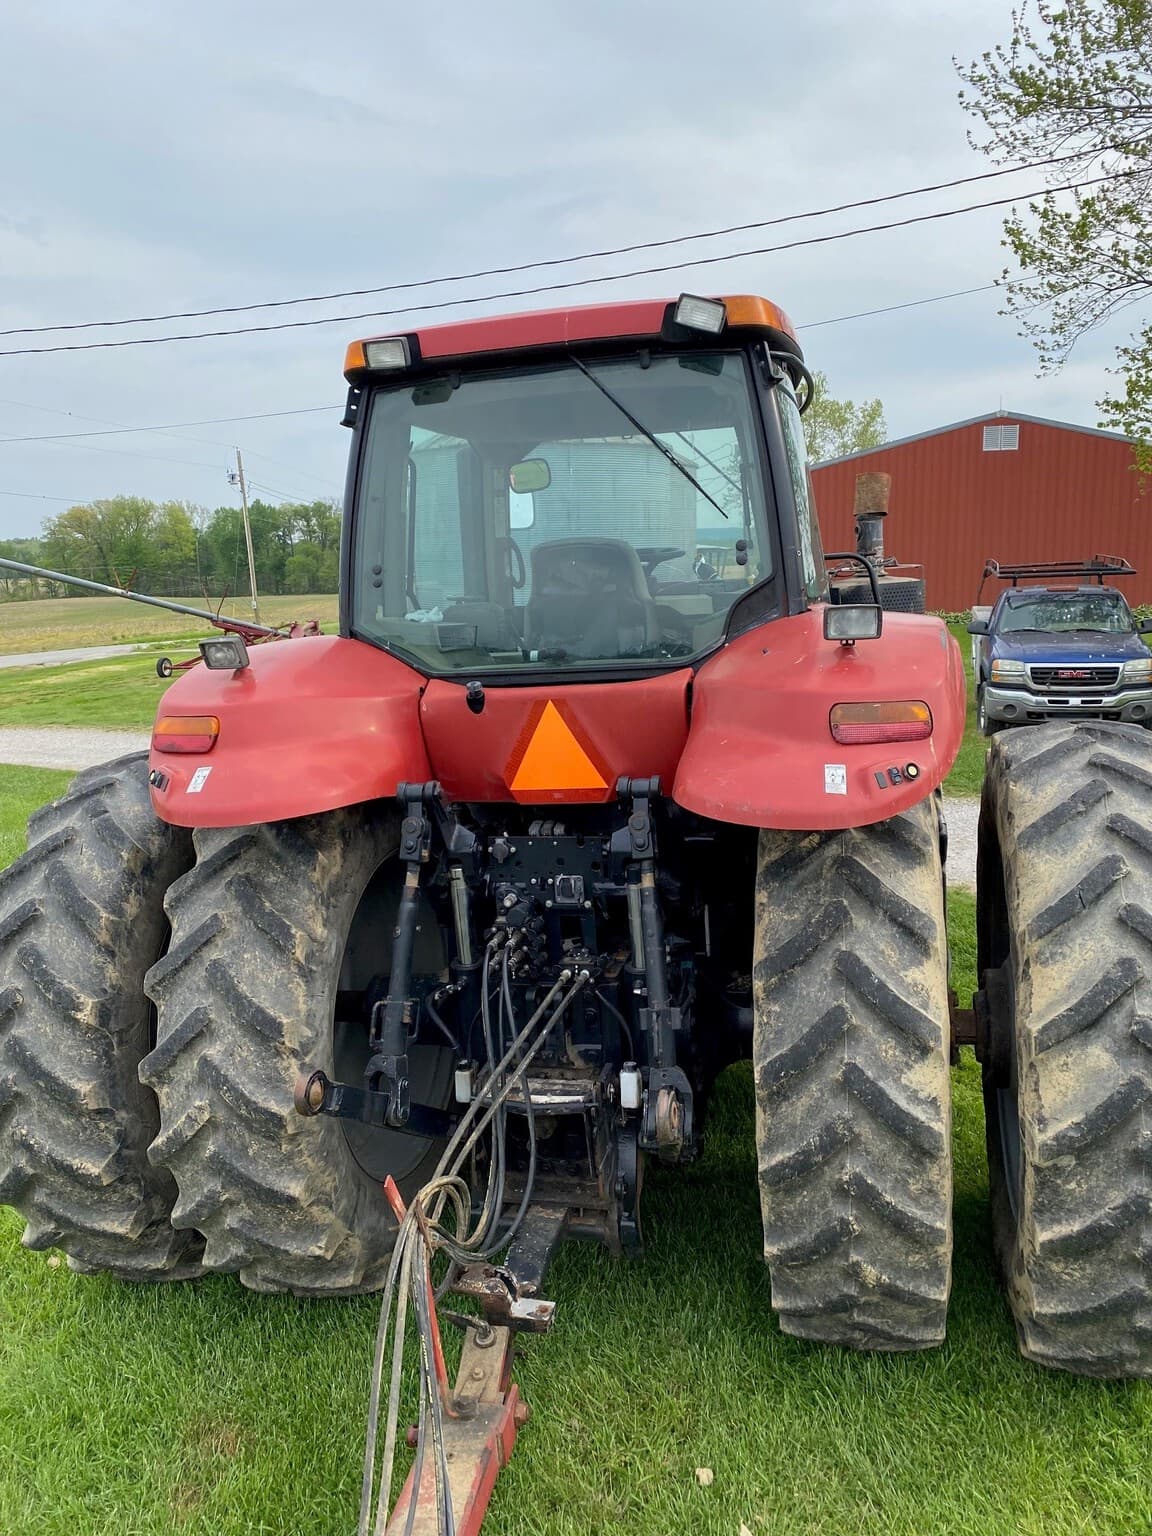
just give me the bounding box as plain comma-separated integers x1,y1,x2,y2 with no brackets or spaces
983,423,1020,452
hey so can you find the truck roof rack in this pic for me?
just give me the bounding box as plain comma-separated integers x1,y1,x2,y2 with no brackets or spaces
983,555,1135,585
977,555,1135,603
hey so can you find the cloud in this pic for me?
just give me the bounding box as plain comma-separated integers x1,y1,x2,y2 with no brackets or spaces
0,0,1129,538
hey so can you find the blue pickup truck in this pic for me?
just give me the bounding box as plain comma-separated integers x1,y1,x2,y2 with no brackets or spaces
968,558,1152,736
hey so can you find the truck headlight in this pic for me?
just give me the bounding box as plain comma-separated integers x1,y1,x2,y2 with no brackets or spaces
1122,657,1152,682
990,659,1026,682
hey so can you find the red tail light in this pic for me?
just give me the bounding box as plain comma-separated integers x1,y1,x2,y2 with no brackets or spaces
153,715,220,753
830,702,932,744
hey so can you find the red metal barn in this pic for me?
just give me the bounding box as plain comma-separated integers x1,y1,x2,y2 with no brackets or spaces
809,412,1152,612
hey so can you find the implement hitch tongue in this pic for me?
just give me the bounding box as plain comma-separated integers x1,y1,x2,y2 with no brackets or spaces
343,939,588,1536
378,1181,565,1536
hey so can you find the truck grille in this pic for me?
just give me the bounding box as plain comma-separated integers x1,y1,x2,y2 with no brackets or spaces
1029,665,1121,690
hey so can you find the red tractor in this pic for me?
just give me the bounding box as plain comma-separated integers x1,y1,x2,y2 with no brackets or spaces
3,290,1150,1521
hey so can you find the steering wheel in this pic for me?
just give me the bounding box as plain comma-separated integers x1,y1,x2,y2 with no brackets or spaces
635,546,686,579
498,536,526,590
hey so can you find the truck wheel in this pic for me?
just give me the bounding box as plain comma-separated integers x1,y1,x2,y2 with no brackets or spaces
977,686,1003,738
978,720,1152,1376
0,754,203,1279
753,798,952,1350
141,807,455,1295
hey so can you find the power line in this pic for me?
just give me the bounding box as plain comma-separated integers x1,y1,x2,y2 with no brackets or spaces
32,437,228,473
0,148,1111,339
802,283,999,329
239,446,340,490
0,395,342,491
0,404,337,446
0,488,90,503
247,479,331,503
0,170,1128,360
0,279,999,500
0,271,1003,515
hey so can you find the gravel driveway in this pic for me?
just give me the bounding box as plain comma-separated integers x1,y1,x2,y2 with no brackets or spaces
0,726,151,772
0,643,143,670
943,794,977,891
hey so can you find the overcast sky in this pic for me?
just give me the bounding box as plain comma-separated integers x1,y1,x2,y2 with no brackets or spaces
0,0,1130,540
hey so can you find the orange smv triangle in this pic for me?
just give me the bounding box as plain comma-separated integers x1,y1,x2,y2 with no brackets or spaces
509,701,609,797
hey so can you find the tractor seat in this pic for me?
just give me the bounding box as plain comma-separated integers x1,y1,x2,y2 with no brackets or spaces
524,538,660,660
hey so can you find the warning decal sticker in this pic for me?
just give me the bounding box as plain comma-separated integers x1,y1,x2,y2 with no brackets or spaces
505,700,611,803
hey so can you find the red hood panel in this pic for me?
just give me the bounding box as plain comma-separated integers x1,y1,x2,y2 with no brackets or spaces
420,671,693,804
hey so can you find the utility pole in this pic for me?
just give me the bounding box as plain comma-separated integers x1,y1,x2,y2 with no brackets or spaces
227,448,261,624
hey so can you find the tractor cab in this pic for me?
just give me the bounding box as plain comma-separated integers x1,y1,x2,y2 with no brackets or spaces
342,294,826,680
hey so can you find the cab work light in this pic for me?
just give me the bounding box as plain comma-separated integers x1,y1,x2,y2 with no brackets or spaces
199,635,249,670
830,702,932,745
364,337,412,369
673,293,727,334
153,715,220,753
824,604,882,643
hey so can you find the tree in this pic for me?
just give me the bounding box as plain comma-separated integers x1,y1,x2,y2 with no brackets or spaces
957,0,1152,461
284,542,339,593
0,537,48,600
803,372,888,461
40,497,201,594
42,497,156,588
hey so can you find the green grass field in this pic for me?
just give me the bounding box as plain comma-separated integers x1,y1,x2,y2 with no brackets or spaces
2,774,1150,1535
0,594,339,656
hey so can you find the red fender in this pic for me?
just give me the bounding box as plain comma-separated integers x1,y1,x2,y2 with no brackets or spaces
148,636,429,829
672,608,967,830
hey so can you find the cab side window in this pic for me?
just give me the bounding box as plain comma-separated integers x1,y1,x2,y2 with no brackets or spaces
776,379,825,602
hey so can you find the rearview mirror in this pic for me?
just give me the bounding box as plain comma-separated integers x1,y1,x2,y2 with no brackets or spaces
509,458,551,494
967,618,989,635
1138,617,1152,635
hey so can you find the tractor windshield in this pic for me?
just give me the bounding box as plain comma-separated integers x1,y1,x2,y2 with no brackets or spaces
351,350,775,673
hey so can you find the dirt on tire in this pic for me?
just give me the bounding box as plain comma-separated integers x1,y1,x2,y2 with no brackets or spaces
141,806,453,1296
979,719,1152,1377
753,797,953,1350
0,753,203,1279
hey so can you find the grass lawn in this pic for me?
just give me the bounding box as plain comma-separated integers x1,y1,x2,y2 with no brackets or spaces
0,594,339,656
0,766,75,866
2,781,1150,1535
944,620,987,796
0,654,178,731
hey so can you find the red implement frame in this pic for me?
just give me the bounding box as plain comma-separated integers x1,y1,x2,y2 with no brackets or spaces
381,1178,528,1536
158,614,321,676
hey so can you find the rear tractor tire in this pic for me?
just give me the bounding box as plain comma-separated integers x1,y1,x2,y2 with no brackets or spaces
979,721,1152,1377
0,754,203,1279
753,797,952,1350
141,806,455,1295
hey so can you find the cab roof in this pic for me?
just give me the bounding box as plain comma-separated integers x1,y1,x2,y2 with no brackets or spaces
344,294,799,380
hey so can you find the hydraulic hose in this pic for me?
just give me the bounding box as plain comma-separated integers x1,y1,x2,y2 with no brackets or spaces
359,961,589,1536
